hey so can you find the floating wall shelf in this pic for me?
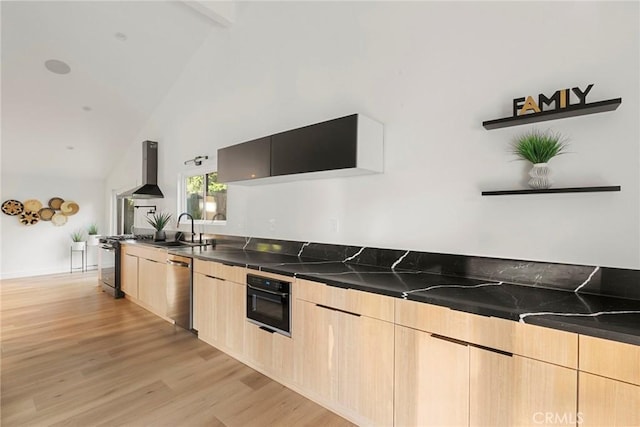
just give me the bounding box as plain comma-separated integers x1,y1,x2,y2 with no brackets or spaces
481,186,621,196
482,98,622,130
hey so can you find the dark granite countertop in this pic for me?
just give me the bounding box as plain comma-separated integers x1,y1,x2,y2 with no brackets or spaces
158,244,640,346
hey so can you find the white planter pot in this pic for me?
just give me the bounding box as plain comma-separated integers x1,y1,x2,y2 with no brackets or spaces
528,163,553,189
71,241,86,251
87,235,100,246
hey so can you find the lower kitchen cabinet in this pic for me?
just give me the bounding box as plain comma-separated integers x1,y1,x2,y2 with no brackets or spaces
508,355,577,427
193,273,245,356
137,257,167,317
470,347,578,427
193,273,215,340
121,252,138,298
297,299,394,426
244,321,294,381
395,327,578,427
578,335,640,426
578,371,640,426
395,325,469,427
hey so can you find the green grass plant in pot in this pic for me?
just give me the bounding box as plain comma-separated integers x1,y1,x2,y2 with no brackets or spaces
87,223,100,246
146,212,172,241
70,229,86,251
512,129,568,189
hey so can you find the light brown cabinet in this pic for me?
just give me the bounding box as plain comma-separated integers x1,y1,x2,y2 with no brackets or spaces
296,298,394,427
120,244,169,320
193,272,245,356
243,321,294,381
578,371,639,426
186,260,638,427
120,252,139,298
394,299,578,427
578,335,640,426
395,325,469,426
138,257,167,317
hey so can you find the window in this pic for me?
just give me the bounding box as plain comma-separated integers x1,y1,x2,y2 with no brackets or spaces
179,171,227,222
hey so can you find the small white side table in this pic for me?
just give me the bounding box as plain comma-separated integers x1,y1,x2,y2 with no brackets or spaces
70,245,86,273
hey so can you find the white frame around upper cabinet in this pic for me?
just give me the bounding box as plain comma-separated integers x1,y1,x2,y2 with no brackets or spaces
176,165,227,226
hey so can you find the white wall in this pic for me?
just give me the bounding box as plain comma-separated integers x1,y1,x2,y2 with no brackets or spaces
106,1,640,269
1,174,105,278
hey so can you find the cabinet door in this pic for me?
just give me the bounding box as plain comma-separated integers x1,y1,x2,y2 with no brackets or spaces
193,273,217,341
469,346,513,427
244,321,277,373
121,253,138,298
194,274,245,355
511,356,578,427
470,347,577,427
138,258,167,316
579,371,640,427
220,280,245,354
298,300,394,426
217,136,271,183
271,114,357,176
395,325,469,427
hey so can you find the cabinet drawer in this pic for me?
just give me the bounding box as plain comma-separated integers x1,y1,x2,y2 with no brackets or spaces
578,371,640,426
296,278,394,322
395,299,577,368
193,259,246,283
579,335,640,385
122,244,166,263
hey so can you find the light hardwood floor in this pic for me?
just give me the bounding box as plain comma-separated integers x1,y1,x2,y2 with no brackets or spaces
1,272,354,427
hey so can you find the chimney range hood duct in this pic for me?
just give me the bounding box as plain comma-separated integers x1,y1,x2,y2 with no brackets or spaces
119,141,164,199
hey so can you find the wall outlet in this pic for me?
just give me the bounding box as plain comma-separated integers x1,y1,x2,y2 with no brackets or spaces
268,218,276,231
329,218,339,233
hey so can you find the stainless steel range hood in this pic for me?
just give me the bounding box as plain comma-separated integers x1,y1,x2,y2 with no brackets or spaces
119,141,164,199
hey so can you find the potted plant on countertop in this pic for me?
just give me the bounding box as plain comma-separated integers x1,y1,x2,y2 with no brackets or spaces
512,129,569,189
87,223,100,246
146,211,172,241
70,229,86,251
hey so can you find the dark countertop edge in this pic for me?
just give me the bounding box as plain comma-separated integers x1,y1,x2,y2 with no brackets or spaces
172,248,640,347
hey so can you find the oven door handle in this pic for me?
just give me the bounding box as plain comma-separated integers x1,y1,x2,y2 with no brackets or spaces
247,284,288,297
100,245,115,251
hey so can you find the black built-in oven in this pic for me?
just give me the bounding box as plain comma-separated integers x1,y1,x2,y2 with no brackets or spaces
246,274,291,337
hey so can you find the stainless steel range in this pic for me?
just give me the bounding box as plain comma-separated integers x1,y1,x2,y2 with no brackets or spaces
98,235,152,298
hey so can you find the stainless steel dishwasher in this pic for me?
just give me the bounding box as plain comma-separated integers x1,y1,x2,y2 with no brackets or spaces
166,254,193,331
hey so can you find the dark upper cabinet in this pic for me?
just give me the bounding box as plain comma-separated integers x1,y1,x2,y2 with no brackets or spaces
217,136,271,183
270,114,358,176
217,113,382,184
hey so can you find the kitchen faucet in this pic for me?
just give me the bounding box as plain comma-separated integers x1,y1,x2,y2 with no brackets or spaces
177,212,195,242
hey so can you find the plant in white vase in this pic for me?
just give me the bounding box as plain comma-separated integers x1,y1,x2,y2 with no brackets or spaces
70,229,86,251
87,223,100,246
512,129,569,189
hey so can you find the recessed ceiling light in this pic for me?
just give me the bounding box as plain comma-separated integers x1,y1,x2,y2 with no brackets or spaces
66,146,75,150
114,32,128,41
82,106,92,112
44,59,71,75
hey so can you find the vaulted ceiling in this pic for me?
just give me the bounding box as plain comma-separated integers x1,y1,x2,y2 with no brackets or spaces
1,1,221,180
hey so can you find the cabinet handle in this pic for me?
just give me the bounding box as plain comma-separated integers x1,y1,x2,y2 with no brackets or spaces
247,284,288,297
316,303,361,317
470,343,513,357
430,333,469,347
203,274,224,281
